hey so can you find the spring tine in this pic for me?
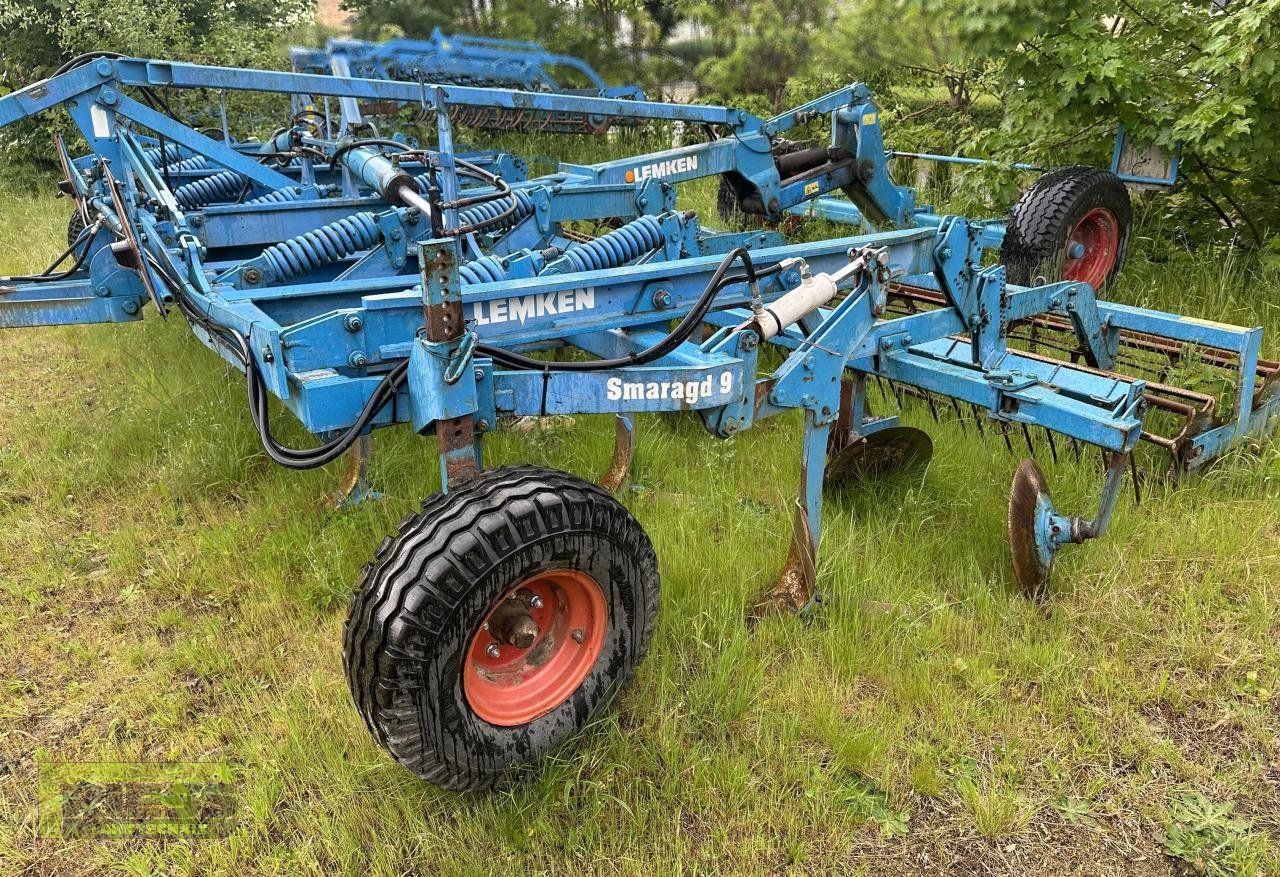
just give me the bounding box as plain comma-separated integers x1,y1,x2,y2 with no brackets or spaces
948,398,968,435
1068,436,1082,461
877,377,901,413
1020,423,1037,457
1000,423,1014,454
969,403,987,437
1044,427,1059,465
1130,453,1142,506
924,391,942,423
888,379,905,410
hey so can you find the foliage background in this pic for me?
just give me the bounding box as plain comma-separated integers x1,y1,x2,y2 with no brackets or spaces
1,1,1277,245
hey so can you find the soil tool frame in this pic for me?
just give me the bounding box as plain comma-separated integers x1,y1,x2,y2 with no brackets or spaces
0,56,1275,787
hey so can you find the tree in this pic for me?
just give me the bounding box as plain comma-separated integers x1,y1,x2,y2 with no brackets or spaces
951,0,1280,244
685,0,833,109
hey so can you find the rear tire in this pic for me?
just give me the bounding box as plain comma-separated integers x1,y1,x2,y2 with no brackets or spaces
343,465,660,790
1001,166,1132,291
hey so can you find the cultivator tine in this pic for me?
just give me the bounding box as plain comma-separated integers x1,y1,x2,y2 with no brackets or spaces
924,391,941,424
999,423,1015,455
948,397,968,435
1020,424,1037,458
969,404,987,437
327,434,381,508
1044,427,1059,466
749,501,816,622
1130,454,1143,506
598,414,635,494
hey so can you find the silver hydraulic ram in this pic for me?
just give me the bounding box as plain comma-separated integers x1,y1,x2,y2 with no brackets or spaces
340,144,436,216
740,248,887,341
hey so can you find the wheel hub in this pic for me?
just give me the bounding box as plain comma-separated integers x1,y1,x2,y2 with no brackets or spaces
463,569,607,726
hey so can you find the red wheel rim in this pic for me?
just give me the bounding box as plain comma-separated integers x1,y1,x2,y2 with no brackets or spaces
463,569,607,726
1062,207,1120,289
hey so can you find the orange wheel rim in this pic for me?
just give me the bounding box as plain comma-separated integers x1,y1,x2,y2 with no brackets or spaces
463,569,607,726
1063,207,1120,289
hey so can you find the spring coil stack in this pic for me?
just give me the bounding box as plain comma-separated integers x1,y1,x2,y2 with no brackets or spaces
549,215,665,273
164,155,212,173
143,143,184,167
255,212,381,283
456,188,534,233
246,186,309,205
173,170,246,209
457,255,509,285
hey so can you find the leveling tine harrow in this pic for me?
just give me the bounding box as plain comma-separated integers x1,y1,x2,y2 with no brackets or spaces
290,28,646,134
0,56,1276,791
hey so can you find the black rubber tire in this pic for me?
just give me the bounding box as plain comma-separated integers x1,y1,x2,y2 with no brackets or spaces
343,465,660,791
66,209,87,248
1000,165,1132,290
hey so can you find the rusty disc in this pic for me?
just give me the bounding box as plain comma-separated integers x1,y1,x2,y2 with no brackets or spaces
1008,458,1053,599
824,426,933,488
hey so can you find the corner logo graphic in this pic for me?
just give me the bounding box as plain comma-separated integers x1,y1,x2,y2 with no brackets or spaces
623,155,699,183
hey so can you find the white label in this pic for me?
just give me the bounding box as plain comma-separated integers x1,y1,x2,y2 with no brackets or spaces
606,371,734,405
470,288,594,326
624,155,698,183
90,104,112,138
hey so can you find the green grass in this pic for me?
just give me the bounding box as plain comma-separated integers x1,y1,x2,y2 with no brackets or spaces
0,185,1278,876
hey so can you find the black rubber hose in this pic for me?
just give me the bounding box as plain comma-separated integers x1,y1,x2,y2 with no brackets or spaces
1,222,97,282
477,247,777,372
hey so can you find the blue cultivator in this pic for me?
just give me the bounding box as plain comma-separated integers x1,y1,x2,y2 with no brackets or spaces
290,28,645,133
1,55,1276,791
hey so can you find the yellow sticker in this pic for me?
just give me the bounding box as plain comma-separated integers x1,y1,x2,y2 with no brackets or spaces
861,112,878,126
804,181,820,196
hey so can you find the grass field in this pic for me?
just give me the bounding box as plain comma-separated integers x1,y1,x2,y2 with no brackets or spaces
0,182,1278,876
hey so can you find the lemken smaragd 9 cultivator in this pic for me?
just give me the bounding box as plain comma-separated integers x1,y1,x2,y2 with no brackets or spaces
0,54,1276,790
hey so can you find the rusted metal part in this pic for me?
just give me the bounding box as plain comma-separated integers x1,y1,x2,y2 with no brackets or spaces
1008,458,1052,599
749,501,816,620
422,241,478,485
487,598,541,648
102,164,165,316
598,414,635,493
326,433,379,508
437,414,478,483
825,426,933,487
828,377,857,457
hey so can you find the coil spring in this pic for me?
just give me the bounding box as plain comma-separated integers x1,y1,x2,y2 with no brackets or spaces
247,186,307,205
173,170,246,209
457,255,509,286
457,189,534,232
165,155,211,173
144,143,183,167
554,215,665,273
257,212,380,283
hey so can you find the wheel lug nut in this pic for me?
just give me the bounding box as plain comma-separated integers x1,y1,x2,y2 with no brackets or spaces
571,629,584,644
486,643,500,659
529,595,544,610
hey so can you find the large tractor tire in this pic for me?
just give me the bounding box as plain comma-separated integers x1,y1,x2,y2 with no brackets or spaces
1001,165,1132,291
344,465,660,791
